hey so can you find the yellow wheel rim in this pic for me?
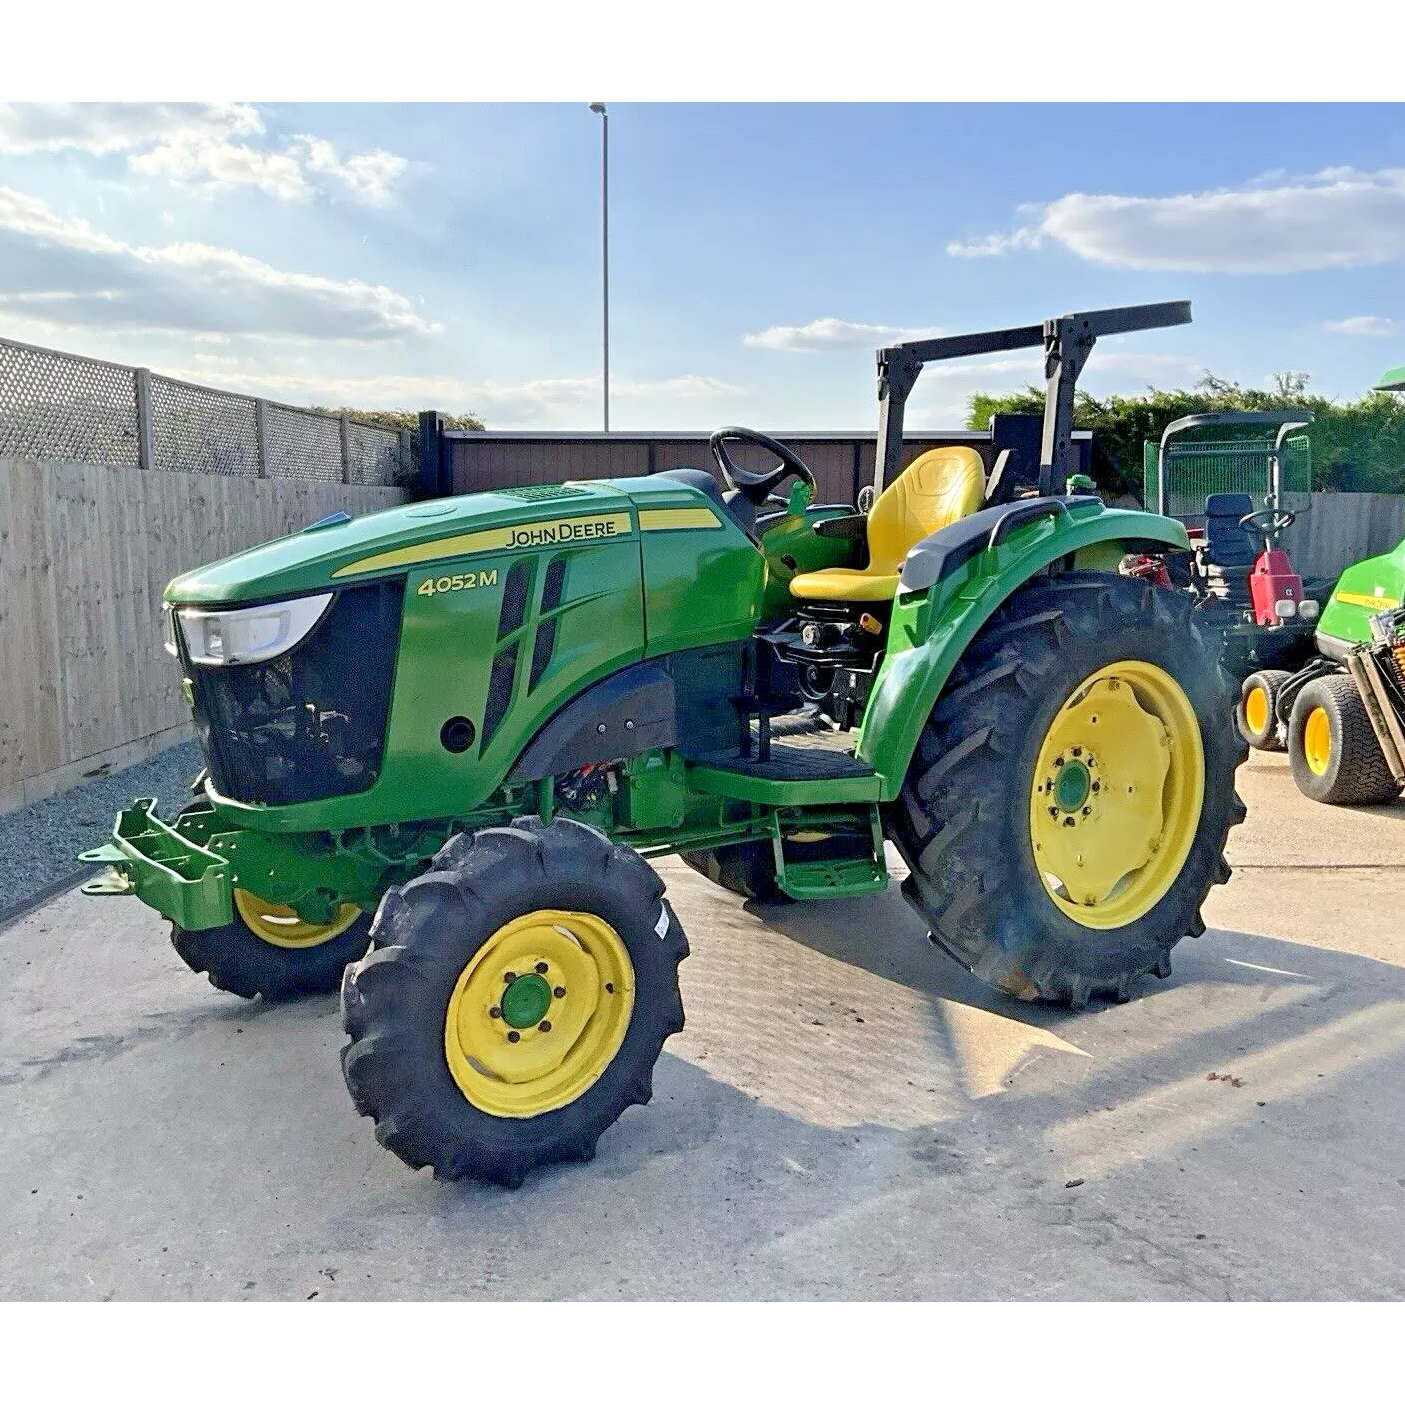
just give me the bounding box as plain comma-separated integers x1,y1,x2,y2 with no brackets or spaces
1244,683,1269,736
233,889,362,949
1304,705,1332,776
1029,659,1205,931
443,909,635,1119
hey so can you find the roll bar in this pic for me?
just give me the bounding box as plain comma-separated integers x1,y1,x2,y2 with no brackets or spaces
1155,410,1314,515
873,300,1192,498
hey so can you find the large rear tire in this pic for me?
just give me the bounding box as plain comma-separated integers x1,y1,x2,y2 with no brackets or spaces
340,817,687,1187
889,573,1246,1008
1287,674,1401,805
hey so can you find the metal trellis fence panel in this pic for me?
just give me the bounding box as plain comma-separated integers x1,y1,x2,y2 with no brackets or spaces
347,420,404,486
150,374,261,476
262,403,343,482
0,335,408,486
0,337,141,467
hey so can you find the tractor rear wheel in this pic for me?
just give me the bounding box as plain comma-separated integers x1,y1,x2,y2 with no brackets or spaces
1237,668,1291,750
889,573,1246,1008
1287,674,1401,805
340,817,687,1187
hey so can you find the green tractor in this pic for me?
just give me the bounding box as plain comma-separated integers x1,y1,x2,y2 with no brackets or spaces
1256,365,1405,807
81,302,1246,1187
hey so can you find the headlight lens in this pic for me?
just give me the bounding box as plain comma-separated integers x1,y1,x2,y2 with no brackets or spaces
162,603,178,657
1298,599,1320,621
1274,598,1297,619
177,593,333,667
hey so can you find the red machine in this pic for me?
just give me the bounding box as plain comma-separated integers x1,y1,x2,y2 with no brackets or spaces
1248,533,1306,627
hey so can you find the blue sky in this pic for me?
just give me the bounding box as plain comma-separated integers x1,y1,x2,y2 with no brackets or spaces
2,102,1404,430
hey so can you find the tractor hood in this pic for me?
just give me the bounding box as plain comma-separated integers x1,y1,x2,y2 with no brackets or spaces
165,481,641,605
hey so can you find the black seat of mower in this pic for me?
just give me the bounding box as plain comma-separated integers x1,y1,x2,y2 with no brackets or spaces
1202,491,1255,609
653,468,758,540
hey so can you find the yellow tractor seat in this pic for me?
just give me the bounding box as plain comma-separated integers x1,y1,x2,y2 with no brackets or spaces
789,446,987,602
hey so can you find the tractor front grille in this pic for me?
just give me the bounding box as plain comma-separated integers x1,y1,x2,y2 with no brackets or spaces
183,580,404,807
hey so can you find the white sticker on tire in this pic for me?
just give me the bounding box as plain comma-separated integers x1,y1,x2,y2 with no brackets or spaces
654,905,670,939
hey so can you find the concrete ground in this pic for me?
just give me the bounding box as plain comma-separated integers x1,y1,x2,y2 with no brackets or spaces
2,749,1403,1301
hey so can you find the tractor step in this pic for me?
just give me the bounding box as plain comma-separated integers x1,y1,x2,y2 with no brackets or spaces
771,805,888,900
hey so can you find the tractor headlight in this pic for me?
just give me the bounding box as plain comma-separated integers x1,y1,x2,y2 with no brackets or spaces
1274,599,1297,620
176,593,333,667
161,603,178,657
1298,599,1320,621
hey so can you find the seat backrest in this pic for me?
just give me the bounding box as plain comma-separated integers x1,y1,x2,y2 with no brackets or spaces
867,447,986,573
1203,491,1256,570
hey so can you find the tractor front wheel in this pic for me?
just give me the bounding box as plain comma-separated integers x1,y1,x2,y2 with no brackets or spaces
890,573,1246,1008
171,890,372,1001
340,817,687,1187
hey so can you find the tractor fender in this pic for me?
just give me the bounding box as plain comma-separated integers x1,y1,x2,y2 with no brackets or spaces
856,498,1190,798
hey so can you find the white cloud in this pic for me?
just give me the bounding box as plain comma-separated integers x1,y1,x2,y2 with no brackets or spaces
0,186,436,342
947,166,1405,273
0,102,408,206
294,137,407,207
1325,315,1402,337
743,317,941,352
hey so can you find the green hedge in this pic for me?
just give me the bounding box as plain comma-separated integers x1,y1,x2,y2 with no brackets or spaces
967,373,1405,499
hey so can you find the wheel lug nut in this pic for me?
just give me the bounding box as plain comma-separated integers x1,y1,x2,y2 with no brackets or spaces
489,1006,502,1019
1082,806,1091,816
553,986,566,998
538,1020,552,1033
605,982,615,994
535,961,548,974
507,1030,521,1043
503,971,517,983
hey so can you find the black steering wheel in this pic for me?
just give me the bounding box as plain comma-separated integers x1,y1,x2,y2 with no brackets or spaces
709,426,817,507
1240,507,1296,540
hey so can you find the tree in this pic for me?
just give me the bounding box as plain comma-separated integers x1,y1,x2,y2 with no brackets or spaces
966,374,1405,498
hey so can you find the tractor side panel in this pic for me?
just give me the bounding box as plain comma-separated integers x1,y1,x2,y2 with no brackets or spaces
382,538,647,815
856,508,1189,798
639,520,766,655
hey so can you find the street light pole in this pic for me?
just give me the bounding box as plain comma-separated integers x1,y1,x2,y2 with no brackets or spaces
589,102,609,433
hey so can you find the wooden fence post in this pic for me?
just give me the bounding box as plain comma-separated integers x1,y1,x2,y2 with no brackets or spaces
340,415,352,485
134,367,156,470
254,399,269,478
397,429,412,485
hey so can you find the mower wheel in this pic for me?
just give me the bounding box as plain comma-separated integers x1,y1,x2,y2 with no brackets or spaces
171,893,372,1002
340,817,688,1188
890,572,1246,1009
1237,669,1291,750
1287,674,1401,806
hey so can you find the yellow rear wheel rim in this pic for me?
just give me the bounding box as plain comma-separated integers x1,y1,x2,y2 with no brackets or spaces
1029,659,1205,931
444,909,635,1119
1304,706,1333,776
233,889,362,949
1244,683,1269,736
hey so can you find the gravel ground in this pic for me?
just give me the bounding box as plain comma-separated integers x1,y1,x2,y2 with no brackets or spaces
0,740,203,918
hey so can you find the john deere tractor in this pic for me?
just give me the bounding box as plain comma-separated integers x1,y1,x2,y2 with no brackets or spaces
82,302,1245,1187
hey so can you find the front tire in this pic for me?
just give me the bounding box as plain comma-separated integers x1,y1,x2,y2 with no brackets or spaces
340,817,688,1188
171,889,371,1002
1237,669,1290,750
1287,674,1401,805
889,573,1246,1008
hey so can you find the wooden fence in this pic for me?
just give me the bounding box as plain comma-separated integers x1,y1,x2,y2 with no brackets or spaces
0,457,406,814
1281,492,1405,584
